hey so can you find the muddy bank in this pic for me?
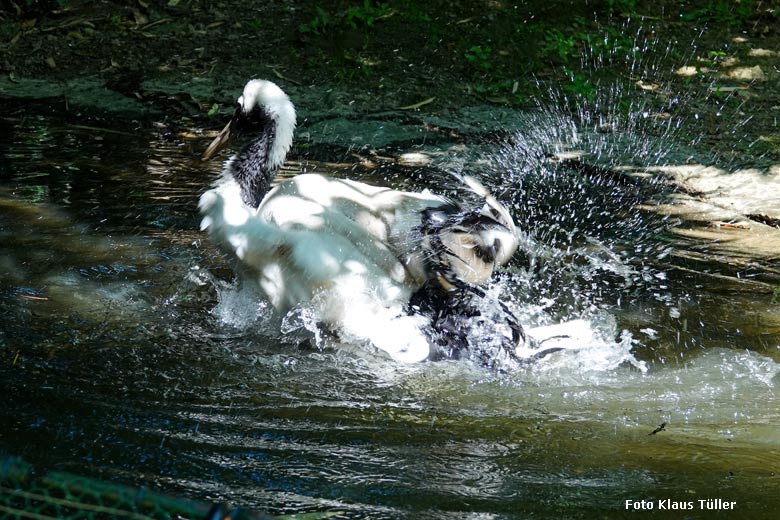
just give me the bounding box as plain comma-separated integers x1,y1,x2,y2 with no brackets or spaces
2,1,779,136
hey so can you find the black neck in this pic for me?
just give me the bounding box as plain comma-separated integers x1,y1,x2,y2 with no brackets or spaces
231,122,277,208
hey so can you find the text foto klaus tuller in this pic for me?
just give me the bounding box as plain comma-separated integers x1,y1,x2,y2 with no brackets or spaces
625,499,736,511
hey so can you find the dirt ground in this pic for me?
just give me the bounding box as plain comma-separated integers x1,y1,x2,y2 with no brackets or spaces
1,1,779,131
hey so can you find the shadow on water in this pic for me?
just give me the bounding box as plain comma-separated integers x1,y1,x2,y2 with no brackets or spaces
1,98,780,519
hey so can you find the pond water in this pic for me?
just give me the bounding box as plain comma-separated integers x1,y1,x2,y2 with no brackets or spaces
1,101,779,519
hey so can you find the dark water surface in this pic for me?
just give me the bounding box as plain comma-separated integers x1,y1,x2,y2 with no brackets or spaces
1,104,779,519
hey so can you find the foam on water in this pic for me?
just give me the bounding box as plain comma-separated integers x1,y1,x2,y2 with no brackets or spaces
210,277,272,329
206,259,649,375
388,345,780,443
538,347,780,433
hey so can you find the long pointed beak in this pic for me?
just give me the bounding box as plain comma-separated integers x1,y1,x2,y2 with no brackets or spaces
201,119,234,161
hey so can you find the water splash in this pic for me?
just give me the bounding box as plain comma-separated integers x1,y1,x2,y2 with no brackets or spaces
421,23,776,372
211,276,272,329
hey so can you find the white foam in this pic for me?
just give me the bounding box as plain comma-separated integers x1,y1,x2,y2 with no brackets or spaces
212,282,272,328
213,280,431,363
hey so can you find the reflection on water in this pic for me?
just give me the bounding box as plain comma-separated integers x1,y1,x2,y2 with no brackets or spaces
1,104,779,518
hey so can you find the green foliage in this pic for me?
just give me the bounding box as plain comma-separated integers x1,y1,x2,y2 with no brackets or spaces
298,1,394,80
682,0,757,27
697,49,728,66
464,45,493,72
593,26,636,56
299,6,331,35
399,3,432,24
541,23,635,65
542,29,578,62
299,1,392,35
605,0,637,16
247,18,264,31
561,66,596,101
343,0,393,29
